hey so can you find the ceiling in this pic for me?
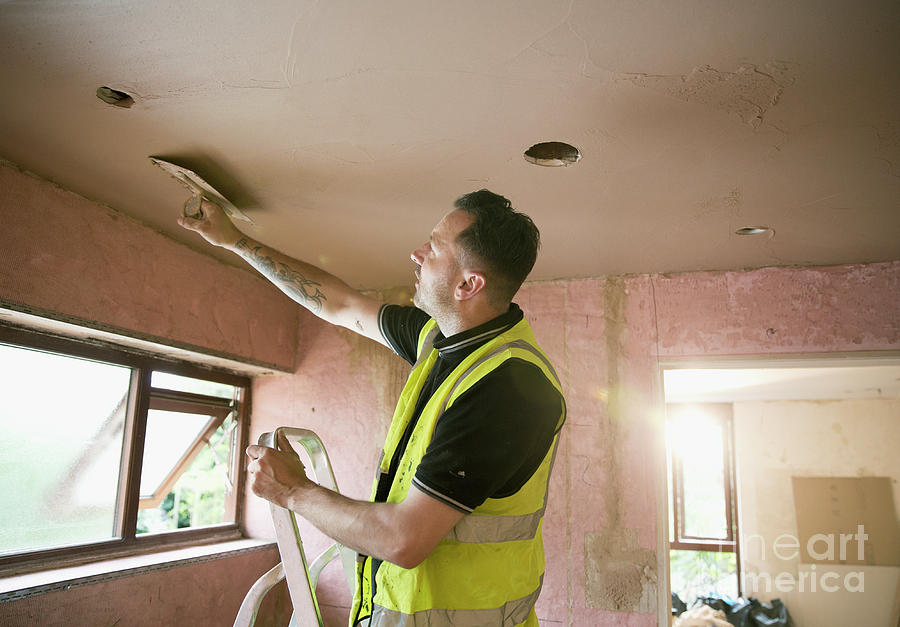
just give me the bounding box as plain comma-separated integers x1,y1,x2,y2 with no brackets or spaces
1,1,899,290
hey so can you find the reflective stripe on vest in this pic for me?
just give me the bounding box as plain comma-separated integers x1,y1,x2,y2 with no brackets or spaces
371,576,543,627
444,438,559,544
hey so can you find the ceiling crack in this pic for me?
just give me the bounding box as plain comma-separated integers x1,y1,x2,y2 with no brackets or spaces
282,17,301,88
221,80,291,91
281,0,321,89
498,0,595,78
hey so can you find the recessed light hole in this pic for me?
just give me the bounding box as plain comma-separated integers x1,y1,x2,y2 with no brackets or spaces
735,226,773,236
524,142,581,167
96,86,134,108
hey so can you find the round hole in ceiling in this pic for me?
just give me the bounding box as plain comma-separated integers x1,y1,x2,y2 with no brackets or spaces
524,142,581,167
96,86,134,108
735,226,773,236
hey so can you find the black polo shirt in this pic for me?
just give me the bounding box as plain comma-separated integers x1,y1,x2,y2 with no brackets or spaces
377,303,565,513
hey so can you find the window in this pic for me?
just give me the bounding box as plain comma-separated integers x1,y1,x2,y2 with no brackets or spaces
0,326,250,573
667,403,739,604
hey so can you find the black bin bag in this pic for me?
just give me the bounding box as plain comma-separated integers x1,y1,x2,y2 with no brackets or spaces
692,595,793,627
672,592,688,616
747,597,792,627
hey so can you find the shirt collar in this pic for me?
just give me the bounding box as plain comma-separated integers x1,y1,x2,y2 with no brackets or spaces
433,304,523,357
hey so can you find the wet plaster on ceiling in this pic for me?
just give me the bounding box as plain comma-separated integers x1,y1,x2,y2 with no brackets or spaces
0,0,898,290
616,62,794,129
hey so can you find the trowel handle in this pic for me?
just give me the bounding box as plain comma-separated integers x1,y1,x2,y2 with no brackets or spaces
183,193,204,218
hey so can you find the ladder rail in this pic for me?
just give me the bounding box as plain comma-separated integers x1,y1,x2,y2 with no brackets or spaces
234,427,357,627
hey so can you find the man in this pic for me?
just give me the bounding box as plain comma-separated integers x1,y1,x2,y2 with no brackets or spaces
179,190,566,626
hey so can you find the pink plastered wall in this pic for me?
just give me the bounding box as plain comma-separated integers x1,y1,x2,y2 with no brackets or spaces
0,161,298,370
525,265,898,625
247,262,899,626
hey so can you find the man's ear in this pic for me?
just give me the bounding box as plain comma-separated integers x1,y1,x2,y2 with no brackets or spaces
455,269,486,301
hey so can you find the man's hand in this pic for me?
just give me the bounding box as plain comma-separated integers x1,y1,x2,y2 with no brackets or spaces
245,431,465,568
178,199,243,248
245,430,312,510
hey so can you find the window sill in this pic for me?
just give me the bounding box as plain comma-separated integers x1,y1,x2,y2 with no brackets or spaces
0,538,277,603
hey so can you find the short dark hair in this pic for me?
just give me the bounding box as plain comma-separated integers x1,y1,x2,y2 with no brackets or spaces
453,189,540,305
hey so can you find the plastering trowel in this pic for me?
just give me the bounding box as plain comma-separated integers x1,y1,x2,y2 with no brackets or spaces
149,156,254,224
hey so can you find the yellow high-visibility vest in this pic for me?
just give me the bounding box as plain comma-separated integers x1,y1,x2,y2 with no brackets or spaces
351,316,565,626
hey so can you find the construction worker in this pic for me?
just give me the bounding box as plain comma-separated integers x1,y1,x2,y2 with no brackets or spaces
179,190,566,626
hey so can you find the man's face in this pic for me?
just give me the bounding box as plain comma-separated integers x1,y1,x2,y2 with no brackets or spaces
410,210,473,317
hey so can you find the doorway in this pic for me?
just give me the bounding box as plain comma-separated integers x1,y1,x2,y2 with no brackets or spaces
661,357,900,626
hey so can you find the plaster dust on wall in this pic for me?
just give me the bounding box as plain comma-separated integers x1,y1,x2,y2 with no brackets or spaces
585,527,658,613
581,278,659,613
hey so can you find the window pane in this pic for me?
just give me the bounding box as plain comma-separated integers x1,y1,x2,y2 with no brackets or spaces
0,344,131,554
139,410,214,496
669,411,729,539
151,371,235,399
137,415,234,534
681,426,727,538
667,430,676,541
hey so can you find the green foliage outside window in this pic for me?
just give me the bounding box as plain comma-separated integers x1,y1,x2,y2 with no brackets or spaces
670,549,738,605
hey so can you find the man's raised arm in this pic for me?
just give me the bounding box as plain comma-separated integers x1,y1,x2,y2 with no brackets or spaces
179,200,388,347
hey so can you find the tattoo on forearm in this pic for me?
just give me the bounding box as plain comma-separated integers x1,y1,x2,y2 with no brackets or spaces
236,239,327,314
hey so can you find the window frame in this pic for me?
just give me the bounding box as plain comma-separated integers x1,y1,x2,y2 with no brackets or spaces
0,324,251,576
668,402,739,554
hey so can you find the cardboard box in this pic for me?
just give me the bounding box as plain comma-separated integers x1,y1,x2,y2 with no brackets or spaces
791,476,900,566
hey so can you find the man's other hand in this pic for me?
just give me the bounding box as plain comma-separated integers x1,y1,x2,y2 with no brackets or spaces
178,199,242,248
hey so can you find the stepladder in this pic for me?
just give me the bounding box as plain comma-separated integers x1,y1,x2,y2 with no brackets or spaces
234,428,357,627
